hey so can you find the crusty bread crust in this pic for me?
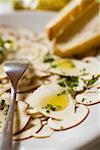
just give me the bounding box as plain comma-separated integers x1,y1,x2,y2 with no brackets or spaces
54,35,100,57
54,3,100,57
45,0,96,40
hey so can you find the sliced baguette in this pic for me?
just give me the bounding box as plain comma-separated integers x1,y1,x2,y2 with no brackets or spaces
54,3,100,57
45,0,96,40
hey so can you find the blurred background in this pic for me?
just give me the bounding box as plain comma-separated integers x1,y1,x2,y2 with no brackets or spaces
0,0,71,14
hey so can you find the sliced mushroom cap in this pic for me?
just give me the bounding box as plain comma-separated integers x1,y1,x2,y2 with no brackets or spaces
40,116,49,121
13,118,41,140
42,120,48,126
18,76,42,93
48,104,89,131
16,93,28,101
26,108,43,118
13,101,31,134
0,109,7,132
0,92,10,105
75,88,100,105
34,69,51,78
82,57,99,64
24,93,35,108
0,83,11,95
0,93,10,132
72,78,85,92
33,124,54,138
91,77,100,89
0,65,7,79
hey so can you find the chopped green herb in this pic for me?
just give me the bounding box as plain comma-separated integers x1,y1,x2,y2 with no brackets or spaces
0,98,5,110
57,90,66,96
82,98,86,102
87,76,98,87
0,121,2,128
4,105,9,115
43,104,61,113
58,76,79,90
60,126,64,130
83,68,86,71
50,64,57,68
66,60,75,68
58,81,66,87
65,76,78,88
0,37,13,63
80,68,89,76
75,105,78,113
46,110,50,113
43,53,54,63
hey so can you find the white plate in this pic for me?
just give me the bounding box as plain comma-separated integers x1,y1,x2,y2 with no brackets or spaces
0,11,100,150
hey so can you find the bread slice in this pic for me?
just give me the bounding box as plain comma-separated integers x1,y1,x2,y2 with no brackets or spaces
45,0,96,40
54,3,100,57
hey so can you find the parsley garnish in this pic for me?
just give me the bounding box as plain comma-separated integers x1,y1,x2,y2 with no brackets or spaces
0,121,2,128
58,76,79,90
43,104,61,113
57,90,66,96
4,105,9,115
65,76,78,88
0,37,13,63
58,81,66,87
82,98,86,102
87,76,98,87
0,98,5,110
43,53,54,63
50,64,57,68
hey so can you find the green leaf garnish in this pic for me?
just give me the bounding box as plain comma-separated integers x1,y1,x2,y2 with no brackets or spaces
43,104,61,113
0,36,13,63
87,76,98,87
58,76,79,90
43,53,54,63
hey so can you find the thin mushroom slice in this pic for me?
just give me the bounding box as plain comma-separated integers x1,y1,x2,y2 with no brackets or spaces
13,118,41,140
24,93,37,108
26,108,43,118
42,120,48,126
40,116,49,121
91,77,100,89
17,77,42,93
0,92,10,105
16,93,28,102
0,83,11,95
17,65,42,93
0,109,7,132
34,69,51,78
75,88,100,105
0,94,10,132
48,104,89,131
82,57,99,64
13,101,31,134
71,78,85,92
0,65,7,79
33,124,54,138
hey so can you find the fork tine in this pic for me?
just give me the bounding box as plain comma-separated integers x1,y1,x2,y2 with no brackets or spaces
4,60,29,89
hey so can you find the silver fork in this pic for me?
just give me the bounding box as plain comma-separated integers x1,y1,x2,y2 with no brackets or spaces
0,60,29,150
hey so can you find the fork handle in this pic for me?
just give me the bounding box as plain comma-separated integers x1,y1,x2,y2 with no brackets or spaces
0,87,16,150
